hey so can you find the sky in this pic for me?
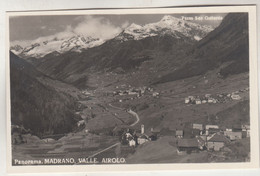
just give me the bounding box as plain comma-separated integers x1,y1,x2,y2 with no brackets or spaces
9,13,227,45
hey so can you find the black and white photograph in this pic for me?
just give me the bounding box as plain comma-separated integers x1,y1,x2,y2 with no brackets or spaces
6,5,259,172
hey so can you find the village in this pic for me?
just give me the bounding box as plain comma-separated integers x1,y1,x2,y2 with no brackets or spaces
117,122,250,155
184,87,249,105
112,85,160,103
77,84,250,156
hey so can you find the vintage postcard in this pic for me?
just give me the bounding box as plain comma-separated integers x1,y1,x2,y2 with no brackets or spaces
6,5,259,173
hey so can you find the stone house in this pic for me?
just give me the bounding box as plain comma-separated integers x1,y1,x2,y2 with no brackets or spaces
231,94,241,100
129,139,136,147
224,131,242,140
202,100,207,104
192,123,203,131
205,125,219,135
185,98,190,104
207,133,230,151
137,134,149,145
152,92,159,97
177,138,199,153
208,98,214,103
195,99,202,104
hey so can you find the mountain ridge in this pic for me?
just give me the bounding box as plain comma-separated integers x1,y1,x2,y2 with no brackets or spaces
11,15,213,59
116,15,213,42
153,13,249,84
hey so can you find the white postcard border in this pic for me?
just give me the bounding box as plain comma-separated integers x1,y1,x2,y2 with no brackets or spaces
5,5,259,173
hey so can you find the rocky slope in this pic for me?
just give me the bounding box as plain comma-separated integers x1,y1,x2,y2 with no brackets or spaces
155,13,249,84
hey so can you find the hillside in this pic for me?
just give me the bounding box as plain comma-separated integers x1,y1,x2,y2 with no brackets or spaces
155,13,249,84
16,15,212,89
32,33,195,88
10,52,81,137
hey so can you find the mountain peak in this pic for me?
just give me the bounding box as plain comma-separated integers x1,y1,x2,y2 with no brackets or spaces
11,34,105,58
160,15,178,22
128,23,142,29
116,15,213,42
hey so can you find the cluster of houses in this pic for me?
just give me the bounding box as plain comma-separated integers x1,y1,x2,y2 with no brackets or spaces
176,123,250,154
114,89,141,97
113,86,155,96
114,86,159,102
119,125,159,147
185,94,218,105
184,89,247,105
115,121,250,153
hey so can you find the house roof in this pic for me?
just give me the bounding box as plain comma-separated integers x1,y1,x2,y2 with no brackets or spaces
208,128,220,132
193,124,203,130
233,124,242,130
176,130,183,136
208,133,230,143
205,125,219,130
193,123,203,127
177,138,198,148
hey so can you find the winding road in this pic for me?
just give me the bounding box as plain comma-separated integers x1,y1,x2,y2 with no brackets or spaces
127,109,140,126
108,103,140,126
87,103,140,158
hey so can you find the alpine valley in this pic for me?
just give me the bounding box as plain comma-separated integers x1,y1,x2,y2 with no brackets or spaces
10,13,250,164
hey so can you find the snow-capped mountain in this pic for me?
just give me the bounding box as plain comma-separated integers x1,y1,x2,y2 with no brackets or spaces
10,45,24,55
11,35,105,58
10,15,213,59
115,15,213,42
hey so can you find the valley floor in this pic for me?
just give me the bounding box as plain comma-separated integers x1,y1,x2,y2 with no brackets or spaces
12,71,250,165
